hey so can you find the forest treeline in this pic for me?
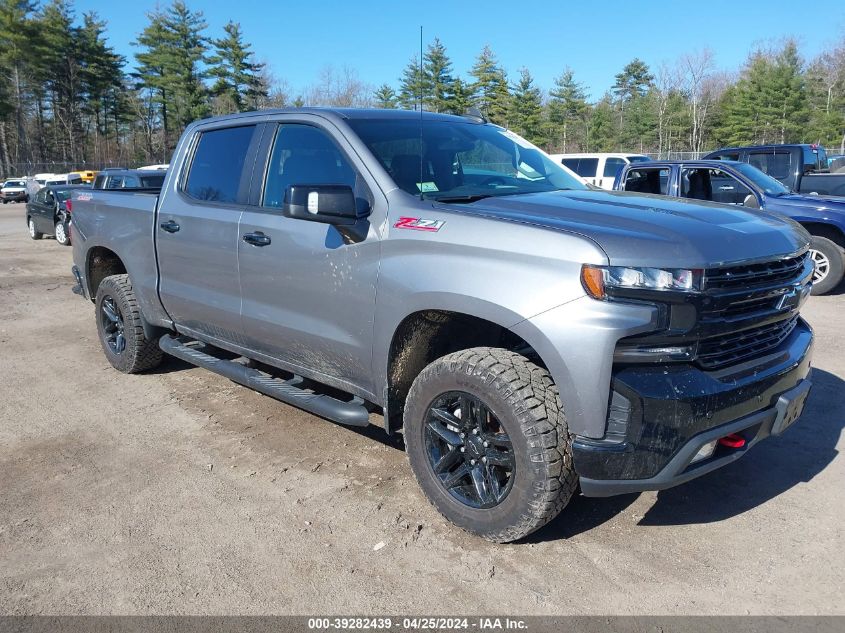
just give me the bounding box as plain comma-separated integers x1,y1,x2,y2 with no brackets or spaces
1,0,843,175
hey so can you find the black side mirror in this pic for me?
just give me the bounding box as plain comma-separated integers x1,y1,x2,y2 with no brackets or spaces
283,185,357,226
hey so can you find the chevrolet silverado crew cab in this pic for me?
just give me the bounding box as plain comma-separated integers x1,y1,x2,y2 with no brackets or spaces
70,109,814,542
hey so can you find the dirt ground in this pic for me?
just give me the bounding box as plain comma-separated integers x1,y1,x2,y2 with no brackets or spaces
1,202,843,616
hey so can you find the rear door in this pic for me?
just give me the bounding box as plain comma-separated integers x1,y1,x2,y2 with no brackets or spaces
236,119,383,395
156,123,260,343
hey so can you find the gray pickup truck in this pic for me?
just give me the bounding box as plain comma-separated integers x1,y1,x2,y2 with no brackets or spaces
70,108,814,542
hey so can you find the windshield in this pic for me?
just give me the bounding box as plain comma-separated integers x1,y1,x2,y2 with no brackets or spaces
733,163,791,196
347,118,586,200
3,180,26,187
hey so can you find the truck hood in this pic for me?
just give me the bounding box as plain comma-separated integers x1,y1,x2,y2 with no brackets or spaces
443,189,809,268
771,192,845,211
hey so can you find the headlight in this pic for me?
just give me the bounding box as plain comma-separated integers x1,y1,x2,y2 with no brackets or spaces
581,264,702,300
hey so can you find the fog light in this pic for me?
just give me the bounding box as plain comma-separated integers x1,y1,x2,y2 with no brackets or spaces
691,439,718,464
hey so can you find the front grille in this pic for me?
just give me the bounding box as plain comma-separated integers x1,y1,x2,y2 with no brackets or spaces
704,252,808,290
697,315,799,369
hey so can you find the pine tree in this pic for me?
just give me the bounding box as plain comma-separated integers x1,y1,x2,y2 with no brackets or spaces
161,1,209,130
398,55,425,110
509,68,545,146
587,95,617,152
447,77,474,115
0,0,37,169
469,45,510,125
373,84,398,109
133,9,175,150
547,68,589,151
208,21,266,113
424,37,453,113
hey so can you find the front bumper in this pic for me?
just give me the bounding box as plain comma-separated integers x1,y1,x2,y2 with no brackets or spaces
1,191,27,201
575,318,813,497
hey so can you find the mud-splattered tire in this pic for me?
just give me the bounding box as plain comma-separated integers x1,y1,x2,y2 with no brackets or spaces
403,347,577,543
95,274,163,373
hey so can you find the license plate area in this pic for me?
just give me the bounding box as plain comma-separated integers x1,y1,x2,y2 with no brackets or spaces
771,380,811,436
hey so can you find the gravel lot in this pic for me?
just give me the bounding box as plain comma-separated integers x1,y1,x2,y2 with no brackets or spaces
1,202,843,615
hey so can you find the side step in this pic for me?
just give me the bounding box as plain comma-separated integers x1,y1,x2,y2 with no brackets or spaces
159,334,370,427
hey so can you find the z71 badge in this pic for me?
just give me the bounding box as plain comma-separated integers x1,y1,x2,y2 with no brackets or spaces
393,217,445,232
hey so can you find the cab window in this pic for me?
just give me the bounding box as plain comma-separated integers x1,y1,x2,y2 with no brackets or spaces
603,157,627,178
262,124,357,208
623,168,669,194
185,125,256,203
681,168,753,205
749,152,792,181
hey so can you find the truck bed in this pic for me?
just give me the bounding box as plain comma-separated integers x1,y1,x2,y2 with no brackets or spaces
797,173,845,197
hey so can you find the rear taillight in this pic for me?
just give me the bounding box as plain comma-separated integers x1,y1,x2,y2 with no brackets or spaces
65,199,72,213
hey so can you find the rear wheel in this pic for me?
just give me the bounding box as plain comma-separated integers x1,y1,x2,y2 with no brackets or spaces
403,347,577,543
54,220,70,246
28,218,42,240
95,274,163,373
809,236,845,295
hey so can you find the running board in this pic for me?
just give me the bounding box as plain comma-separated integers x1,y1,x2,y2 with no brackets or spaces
159,334,370,427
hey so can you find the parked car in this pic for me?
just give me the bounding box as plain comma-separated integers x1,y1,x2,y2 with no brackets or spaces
614,159,845,294
25,184,87,245
92,169,166,190
1,178,30,203
703,144,845,197
547,152,651,189
45,173,85,186
70,108,813,542
137,163,169,171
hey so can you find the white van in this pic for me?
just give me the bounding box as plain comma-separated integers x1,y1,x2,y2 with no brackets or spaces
548,153,651,189
44,173,85,186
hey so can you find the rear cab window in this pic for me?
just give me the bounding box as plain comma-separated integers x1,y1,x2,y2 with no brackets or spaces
184,125,257,203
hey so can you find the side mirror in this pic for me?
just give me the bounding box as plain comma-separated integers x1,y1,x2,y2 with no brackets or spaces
283,185,358,226
743,194,760,209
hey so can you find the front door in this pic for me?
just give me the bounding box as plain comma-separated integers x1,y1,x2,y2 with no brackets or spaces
156,123,259,344
237,121,382,395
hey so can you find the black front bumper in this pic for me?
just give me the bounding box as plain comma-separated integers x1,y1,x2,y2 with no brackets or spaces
575,319,813,497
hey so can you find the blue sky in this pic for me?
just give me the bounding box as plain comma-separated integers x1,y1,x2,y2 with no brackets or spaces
74,0,844,100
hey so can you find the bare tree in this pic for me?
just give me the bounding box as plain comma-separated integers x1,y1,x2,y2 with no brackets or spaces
303,66,373,108
680,49,717,154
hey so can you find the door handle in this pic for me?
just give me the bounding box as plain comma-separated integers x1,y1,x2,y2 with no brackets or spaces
718,186,735,191
242,231,271,247
160,219,180,233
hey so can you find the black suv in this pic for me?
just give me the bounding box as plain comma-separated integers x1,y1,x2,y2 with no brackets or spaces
25,185,89,246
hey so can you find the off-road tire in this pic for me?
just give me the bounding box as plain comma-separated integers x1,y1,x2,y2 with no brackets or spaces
809,235,844,295
28,217,42,240
403,347,577,543
95,274,163,373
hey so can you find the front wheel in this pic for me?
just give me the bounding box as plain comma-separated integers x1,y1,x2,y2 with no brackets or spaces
403,347,577,543
95,274,163,373
809,236,845,295
54,220,70,246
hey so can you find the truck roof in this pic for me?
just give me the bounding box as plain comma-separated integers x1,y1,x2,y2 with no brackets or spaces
190,107,482,127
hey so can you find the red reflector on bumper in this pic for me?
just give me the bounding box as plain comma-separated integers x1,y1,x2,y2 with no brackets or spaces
719,433,746,448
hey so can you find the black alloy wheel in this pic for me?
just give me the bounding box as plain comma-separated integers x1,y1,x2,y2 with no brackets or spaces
100,295,126,354
424,391,516,509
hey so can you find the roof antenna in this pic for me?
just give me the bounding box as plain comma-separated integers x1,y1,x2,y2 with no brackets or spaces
419,25,424,201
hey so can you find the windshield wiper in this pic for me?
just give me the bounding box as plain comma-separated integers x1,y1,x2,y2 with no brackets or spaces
430,194,496,203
